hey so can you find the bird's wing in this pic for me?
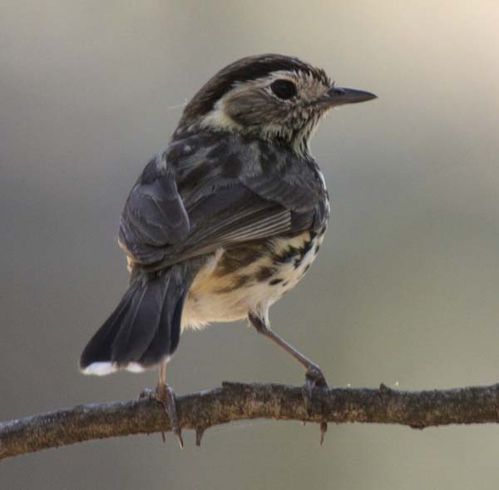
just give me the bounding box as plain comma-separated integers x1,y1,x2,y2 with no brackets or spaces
118,153,190,264
119,133,327,267
236,137,329,232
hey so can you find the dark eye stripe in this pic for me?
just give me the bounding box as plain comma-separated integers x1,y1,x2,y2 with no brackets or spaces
270,79,297,100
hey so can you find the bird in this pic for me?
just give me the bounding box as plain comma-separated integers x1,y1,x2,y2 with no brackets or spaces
80,53,376,446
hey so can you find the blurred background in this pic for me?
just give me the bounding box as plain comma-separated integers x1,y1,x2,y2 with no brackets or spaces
2,0,499,488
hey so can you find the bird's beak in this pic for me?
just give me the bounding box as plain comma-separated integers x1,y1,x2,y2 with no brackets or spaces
325,86,377,106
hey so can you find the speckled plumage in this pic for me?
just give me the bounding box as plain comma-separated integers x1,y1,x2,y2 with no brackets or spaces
183,229,326,329
80,54,374,377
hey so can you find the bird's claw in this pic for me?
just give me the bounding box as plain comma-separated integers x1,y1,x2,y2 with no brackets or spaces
302,365,328,444
139,388,155,400
303,365,328,406
154,383,184,449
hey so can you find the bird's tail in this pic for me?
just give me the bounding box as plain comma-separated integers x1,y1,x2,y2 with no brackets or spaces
80,266,187,376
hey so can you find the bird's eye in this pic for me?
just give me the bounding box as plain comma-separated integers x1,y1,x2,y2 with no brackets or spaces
270,79,297,100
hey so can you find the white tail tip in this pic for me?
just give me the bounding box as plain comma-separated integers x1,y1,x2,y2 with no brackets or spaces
81,361,147,376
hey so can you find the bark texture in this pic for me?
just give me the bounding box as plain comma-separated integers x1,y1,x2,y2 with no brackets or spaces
2,382,499,460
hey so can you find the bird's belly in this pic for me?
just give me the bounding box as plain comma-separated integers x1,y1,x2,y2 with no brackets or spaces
182,230,324,329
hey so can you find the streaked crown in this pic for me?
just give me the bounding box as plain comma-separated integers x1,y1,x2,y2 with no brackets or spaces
177,54,375,154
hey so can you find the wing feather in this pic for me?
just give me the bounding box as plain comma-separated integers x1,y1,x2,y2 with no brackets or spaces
118,153,190,263
118,132,328,268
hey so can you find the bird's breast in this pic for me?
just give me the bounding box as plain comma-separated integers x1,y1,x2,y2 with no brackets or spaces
182,229,326,329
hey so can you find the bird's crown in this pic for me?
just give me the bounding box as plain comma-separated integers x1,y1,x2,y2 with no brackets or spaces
177,54,375,155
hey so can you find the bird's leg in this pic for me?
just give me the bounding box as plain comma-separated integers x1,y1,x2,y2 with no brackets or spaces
248,312,328,404
248,312,328,443
154,361,183,448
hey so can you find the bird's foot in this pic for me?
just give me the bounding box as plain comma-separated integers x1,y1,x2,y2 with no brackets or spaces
303,364,328,403
302,364,329,445
146,383,183,448
139,387,155,400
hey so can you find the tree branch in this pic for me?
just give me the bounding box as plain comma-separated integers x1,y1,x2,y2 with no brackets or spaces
2,382,499,460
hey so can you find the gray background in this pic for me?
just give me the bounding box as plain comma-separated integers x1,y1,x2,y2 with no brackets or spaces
2,1,499,488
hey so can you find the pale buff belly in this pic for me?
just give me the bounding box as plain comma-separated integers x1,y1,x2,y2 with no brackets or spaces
181,231,324,330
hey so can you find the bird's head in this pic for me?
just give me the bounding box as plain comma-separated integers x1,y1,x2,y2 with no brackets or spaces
177,54,376,154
